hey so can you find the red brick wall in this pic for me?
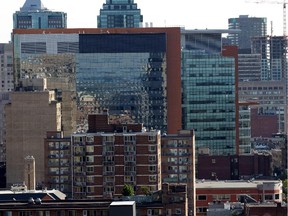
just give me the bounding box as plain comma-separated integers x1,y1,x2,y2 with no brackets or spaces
251,108,278,138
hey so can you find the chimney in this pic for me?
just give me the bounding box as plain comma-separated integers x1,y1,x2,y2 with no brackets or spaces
24,156,36,191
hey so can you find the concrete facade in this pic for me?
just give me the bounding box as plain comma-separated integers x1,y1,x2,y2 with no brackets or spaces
5,91,61,187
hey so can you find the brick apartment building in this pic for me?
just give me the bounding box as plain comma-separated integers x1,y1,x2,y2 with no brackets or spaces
161,130,195,215
72,111,161,199
44,131,72,197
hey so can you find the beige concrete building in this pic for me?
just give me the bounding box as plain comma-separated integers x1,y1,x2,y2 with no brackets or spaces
18,78,77,137
5,90,61,187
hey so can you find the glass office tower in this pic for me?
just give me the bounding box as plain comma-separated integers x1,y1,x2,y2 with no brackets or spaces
182,52,236,155
13,0,67,29
77,33,167,131
98,0,143,28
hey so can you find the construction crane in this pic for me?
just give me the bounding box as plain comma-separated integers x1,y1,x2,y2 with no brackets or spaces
246,0,287,36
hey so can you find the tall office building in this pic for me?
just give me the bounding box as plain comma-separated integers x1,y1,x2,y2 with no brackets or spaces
181,30,239,156
98,0,143,28
13,28,182,134
13,0,67,29
228,15,267,51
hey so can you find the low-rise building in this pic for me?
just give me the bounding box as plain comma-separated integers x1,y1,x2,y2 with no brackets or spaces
196,180,283,214
0,183,188,216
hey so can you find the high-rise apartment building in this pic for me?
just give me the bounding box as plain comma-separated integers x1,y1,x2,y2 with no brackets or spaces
98,0,143,28
44,131,72,197
0,43,13,163
228,15,267,51
13,0,67,29
181,30,239,156
71,112,161,199
161,130,196,215
0,43,13,92
5,90,62,187
13,28,182,134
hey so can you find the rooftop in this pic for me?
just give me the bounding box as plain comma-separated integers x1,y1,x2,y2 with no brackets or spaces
196,180,282,189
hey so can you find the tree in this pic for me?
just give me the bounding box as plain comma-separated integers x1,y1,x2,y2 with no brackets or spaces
283,179,288,202
140,186,151,195
122,184,134,196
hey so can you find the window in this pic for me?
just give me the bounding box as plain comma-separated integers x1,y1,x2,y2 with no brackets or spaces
175,208,181,215
212,194,230,201
275,194,280,200
212,159,216,164
149,175,157,182
86,136,94,143
149,145,156,152
148,135,156,142
149,165,156,173
147,209,161,216
86,156,94,163
86,166,94,173
86,186,95,193
124,176,134,182
166,209,172,216
105,176,114,182
86,146,94,153
148,155,156,162
265,194,273,200
124,135,136,143
197,195,207,200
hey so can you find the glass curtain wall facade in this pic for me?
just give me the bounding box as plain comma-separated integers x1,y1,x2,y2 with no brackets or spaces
77,34,167,132
182,52,236,155
98,0,143,28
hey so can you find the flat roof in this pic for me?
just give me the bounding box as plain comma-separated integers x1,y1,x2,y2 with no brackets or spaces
110,201,135,206
181,29,241,34
196,180,281,189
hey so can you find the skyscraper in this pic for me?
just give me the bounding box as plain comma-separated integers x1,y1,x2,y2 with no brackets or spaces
13,0,67,29
181,30,239,155
13,28,182,134
228,15,267,51
98,0,143,28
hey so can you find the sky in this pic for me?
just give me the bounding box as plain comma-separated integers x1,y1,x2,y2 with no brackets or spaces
0,0,285,43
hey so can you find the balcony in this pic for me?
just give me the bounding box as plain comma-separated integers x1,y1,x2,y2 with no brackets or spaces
103,151,114,156
124,151,136,155
74,182,86,187
103,171,115,176
103,161,115,165
125,171,136,176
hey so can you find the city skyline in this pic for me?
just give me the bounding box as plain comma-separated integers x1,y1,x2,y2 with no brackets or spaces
0,0,286,43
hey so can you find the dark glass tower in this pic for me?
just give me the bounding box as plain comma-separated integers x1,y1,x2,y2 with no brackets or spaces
97,0,143,28
13,0,67,29
228,15,267,51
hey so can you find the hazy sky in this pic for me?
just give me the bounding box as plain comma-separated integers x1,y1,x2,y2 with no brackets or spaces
0,0,285,42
